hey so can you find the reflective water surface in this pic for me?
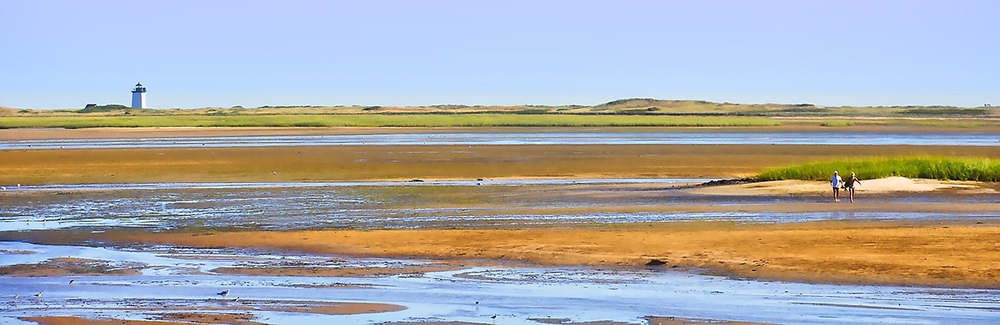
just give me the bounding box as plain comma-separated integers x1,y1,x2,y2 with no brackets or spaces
1,241,998,325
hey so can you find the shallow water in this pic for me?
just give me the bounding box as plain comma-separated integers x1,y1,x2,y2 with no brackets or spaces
1,181,997,232
3,131,999,149
1,242,998,325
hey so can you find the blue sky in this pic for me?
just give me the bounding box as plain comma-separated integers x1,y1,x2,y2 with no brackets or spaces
2,1,997,109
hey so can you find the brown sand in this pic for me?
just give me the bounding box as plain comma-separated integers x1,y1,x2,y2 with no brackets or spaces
21,301,407,325
88,218,1000,289
23,316,198,325
156,312,263,325
2,125,999,185
3,144,998,185
0,257,142,276
24,314,264,325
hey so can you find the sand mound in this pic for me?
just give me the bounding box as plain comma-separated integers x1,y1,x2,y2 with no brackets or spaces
689,176,989,196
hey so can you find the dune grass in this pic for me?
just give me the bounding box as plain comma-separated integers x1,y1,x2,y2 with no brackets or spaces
755,157,1000,182
0,114,780,128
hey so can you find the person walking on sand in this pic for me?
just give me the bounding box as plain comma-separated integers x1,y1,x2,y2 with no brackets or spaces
831,171,843,202
844,172,862,203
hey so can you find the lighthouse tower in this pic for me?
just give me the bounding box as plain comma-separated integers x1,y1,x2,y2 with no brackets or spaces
131,82,147,108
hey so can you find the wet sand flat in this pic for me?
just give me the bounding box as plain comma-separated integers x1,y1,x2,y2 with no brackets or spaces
21,300,408,325
2,126,1000,290
88,219,1000,289
24,316,195,325
0,257,142,276
3,177,999,289
4,127,1000,324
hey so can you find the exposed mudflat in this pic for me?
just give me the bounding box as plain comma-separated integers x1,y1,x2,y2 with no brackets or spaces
3,127,1000,325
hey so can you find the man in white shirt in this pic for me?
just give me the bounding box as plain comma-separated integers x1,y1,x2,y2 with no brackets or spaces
831,171,843,203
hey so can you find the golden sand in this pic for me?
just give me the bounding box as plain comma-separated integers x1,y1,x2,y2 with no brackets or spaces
87,219,1000,289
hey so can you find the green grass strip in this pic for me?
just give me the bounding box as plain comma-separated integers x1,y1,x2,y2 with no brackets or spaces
0,114,779,129
755,157,1000,182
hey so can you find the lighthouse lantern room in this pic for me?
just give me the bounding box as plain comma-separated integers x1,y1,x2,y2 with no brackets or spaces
131,82,147,108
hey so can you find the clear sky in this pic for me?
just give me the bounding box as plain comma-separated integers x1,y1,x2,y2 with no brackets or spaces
2,1,997,109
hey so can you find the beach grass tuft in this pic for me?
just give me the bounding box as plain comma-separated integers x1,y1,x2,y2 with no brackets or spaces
755,157,1000,182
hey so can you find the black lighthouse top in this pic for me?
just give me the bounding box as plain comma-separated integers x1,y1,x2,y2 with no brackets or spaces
132,82,146,93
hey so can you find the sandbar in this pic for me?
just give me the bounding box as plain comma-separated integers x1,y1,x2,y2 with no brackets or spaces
78,218,1000,289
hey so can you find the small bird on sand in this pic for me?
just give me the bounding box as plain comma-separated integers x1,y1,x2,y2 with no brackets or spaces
217,289,229,298
68,279,75,285
12,294,18,301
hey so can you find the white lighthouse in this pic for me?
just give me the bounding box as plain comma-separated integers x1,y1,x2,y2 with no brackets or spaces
131,82,147,108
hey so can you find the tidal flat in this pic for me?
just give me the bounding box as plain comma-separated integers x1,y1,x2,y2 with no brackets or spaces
2,127,999,325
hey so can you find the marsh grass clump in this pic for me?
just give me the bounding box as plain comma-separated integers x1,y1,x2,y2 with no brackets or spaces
755,157,1000,182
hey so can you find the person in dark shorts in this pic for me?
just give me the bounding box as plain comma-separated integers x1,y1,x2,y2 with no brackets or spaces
844,172,862,203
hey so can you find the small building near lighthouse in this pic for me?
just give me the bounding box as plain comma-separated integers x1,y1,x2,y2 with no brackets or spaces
131,82,147,108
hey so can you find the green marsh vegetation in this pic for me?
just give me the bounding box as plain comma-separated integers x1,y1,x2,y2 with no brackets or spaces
2,98,998,128
0,113,780,128
756,157,1000,182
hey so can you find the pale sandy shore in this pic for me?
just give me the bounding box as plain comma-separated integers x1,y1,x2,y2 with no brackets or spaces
690,176,997,196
